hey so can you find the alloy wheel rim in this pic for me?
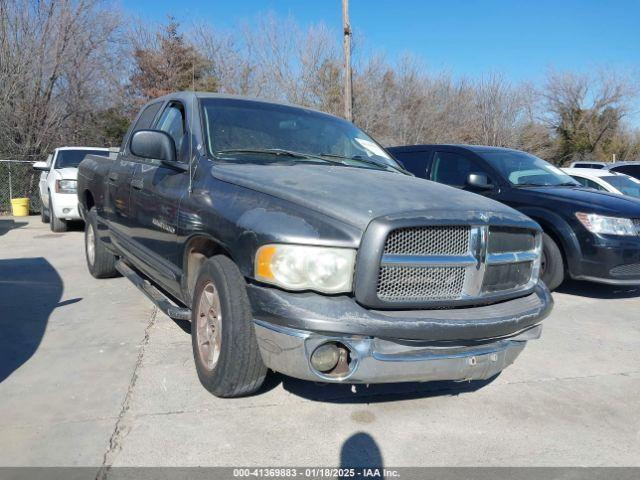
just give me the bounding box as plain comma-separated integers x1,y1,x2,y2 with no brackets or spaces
87,224,96,266
196,282,222,371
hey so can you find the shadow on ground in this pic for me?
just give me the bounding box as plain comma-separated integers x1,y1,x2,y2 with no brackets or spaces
276,373,498,403
0,257,71,383
557,279,640,299
340,432,383,469
0,218,28,236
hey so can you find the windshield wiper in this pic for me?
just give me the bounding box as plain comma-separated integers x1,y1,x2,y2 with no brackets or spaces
516,182,579,188
319,153,408,174
215,148,330,161
557,182,580,187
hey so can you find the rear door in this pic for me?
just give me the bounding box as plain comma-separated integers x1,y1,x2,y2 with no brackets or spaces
391,150,433,179
106,101,163,238
129,100,191,292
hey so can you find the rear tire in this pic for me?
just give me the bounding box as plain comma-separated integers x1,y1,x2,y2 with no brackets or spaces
85,207,119,278
540,232,564,291
191,255,267,398
49,197,67,232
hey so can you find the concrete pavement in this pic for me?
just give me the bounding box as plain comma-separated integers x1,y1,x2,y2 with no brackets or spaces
1,217,639,467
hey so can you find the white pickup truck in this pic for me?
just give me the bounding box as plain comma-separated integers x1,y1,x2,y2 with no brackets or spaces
33,146,110,231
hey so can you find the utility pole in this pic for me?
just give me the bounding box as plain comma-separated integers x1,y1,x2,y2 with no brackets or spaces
342,0,353,121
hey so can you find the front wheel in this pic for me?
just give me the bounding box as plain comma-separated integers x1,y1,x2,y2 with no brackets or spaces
191,255,267,398
540,232,564,291
49,197,67,232
40,199,49,224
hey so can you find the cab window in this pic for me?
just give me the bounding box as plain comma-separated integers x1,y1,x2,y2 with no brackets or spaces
155,103,186,161
126,102,162,149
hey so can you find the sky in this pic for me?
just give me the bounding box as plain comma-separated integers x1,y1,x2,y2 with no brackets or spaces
120,0,640,120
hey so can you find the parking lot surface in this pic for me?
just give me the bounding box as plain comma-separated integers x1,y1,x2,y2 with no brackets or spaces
1,217,639,468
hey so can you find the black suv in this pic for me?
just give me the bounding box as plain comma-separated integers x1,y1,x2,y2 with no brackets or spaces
388,144,640,290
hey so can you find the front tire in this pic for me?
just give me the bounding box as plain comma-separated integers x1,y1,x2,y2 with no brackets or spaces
540,232,564,291
40,198,50,223
191,255,267,398
85,207,119,278
49,197,67,232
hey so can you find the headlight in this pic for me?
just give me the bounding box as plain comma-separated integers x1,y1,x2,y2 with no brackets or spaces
255,244,356,293
575,212,637,236
56,179,77,194
531,232,543,282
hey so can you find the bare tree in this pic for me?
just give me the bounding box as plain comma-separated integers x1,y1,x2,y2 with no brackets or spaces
0,0,126,157
541,70,638,163
129,19,216,102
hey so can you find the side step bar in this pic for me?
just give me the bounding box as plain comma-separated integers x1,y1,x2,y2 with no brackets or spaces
116,260,192,321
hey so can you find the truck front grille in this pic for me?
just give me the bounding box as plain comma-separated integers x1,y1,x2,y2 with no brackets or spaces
377,265,466,301
482,262,533,293
384,226,470,255
488,227,536,254
374,225,540,306
634,219,640,235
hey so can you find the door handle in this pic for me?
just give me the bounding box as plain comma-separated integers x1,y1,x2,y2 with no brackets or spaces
108,173,118,182
131,178,143,190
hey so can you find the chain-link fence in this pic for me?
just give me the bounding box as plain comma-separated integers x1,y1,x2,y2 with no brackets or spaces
0,160,43,215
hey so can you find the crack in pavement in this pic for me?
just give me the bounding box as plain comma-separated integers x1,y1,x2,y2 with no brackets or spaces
96,307,157,480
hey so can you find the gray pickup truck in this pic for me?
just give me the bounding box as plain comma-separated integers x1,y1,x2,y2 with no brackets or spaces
77,92,552,397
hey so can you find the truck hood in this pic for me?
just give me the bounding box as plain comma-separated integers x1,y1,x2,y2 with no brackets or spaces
53,167,78,181
212,163,532,230
517,185,640,216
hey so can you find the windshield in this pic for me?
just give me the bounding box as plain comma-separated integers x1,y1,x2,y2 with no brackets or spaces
200,98,401,171
479,150,579,186
603,175,640,197
55,150,108,169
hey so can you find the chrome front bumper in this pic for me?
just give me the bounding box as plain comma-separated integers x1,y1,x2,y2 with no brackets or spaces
253,320,542,384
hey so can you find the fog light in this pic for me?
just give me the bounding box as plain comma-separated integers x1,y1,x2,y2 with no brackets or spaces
310,343,340,372
63,208,71,214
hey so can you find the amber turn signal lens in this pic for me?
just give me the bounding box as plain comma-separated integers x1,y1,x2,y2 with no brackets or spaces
255,245,277,280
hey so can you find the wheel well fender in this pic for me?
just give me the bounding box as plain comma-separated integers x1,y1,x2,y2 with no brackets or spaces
181,234,235,304
517,206,580,273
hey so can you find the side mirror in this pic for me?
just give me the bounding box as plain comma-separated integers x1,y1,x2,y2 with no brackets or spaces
467,172,493,190
33,161,50,172
130,130,177,163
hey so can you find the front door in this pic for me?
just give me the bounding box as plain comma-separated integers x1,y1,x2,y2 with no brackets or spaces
429,150,499,199
129,101,191,295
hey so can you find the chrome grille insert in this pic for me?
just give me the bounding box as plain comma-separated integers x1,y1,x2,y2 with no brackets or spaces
384,226,470,255
375,225,541,305
378,266,466,301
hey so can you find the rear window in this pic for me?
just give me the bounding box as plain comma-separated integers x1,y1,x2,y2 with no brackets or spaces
573,163,605,169
55,150,109,169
